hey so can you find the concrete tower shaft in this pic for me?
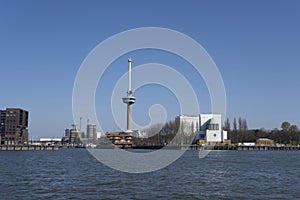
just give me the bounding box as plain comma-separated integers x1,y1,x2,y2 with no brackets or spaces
122,58,136,133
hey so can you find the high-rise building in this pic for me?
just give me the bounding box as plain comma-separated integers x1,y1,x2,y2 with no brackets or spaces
0,108,29,145
64,129,70,137
0,110,6,144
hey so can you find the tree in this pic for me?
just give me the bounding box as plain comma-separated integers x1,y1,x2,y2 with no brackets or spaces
289,125,299,133
233,118,237,132
242,119,248,131
238,117,242,132
281,121,291,132
224,118,231,131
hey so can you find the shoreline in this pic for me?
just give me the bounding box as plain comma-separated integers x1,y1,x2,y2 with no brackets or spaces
1,144,300,151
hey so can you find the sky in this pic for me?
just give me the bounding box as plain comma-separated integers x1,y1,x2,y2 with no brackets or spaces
0,0,300,138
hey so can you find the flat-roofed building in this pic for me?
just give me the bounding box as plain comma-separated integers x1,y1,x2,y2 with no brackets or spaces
197,114,227,143
175,114,227,143
175,115,199,134
0,108,29,145
39,138,62,146
256,138,274,146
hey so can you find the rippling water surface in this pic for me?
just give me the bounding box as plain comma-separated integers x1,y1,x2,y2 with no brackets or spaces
0,149,299,199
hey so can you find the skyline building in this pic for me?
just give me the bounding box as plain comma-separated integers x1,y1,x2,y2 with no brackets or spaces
0,108,29,145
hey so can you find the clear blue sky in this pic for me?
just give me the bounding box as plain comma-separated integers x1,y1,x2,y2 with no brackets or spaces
1,0,300,138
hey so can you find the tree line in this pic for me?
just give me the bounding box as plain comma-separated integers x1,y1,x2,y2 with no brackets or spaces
133,120,196,146
224,118,300,145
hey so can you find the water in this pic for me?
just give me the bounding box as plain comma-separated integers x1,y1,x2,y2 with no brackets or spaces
0,149,299,199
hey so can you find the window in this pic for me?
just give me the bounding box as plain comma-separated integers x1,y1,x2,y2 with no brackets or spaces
207,124,219,130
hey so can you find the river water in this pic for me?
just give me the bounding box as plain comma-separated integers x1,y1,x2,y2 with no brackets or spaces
0,149,299,199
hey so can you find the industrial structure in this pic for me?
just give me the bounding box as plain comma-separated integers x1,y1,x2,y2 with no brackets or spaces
0,108,29,145
62,124,82,146
86,124,97,140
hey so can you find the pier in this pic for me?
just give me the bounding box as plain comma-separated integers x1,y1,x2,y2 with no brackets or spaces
0,145,59,151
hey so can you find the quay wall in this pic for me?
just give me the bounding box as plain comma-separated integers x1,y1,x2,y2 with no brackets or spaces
0,145,59,151
134,145,300,151
187,145,300,151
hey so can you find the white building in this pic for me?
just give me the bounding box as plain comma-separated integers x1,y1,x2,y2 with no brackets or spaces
196,114,227,143
175,115,199,135
176,114,227,143
39,138,62,146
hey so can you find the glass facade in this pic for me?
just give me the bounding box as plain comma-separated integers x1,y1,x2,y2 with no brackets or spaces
206,123,219,130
